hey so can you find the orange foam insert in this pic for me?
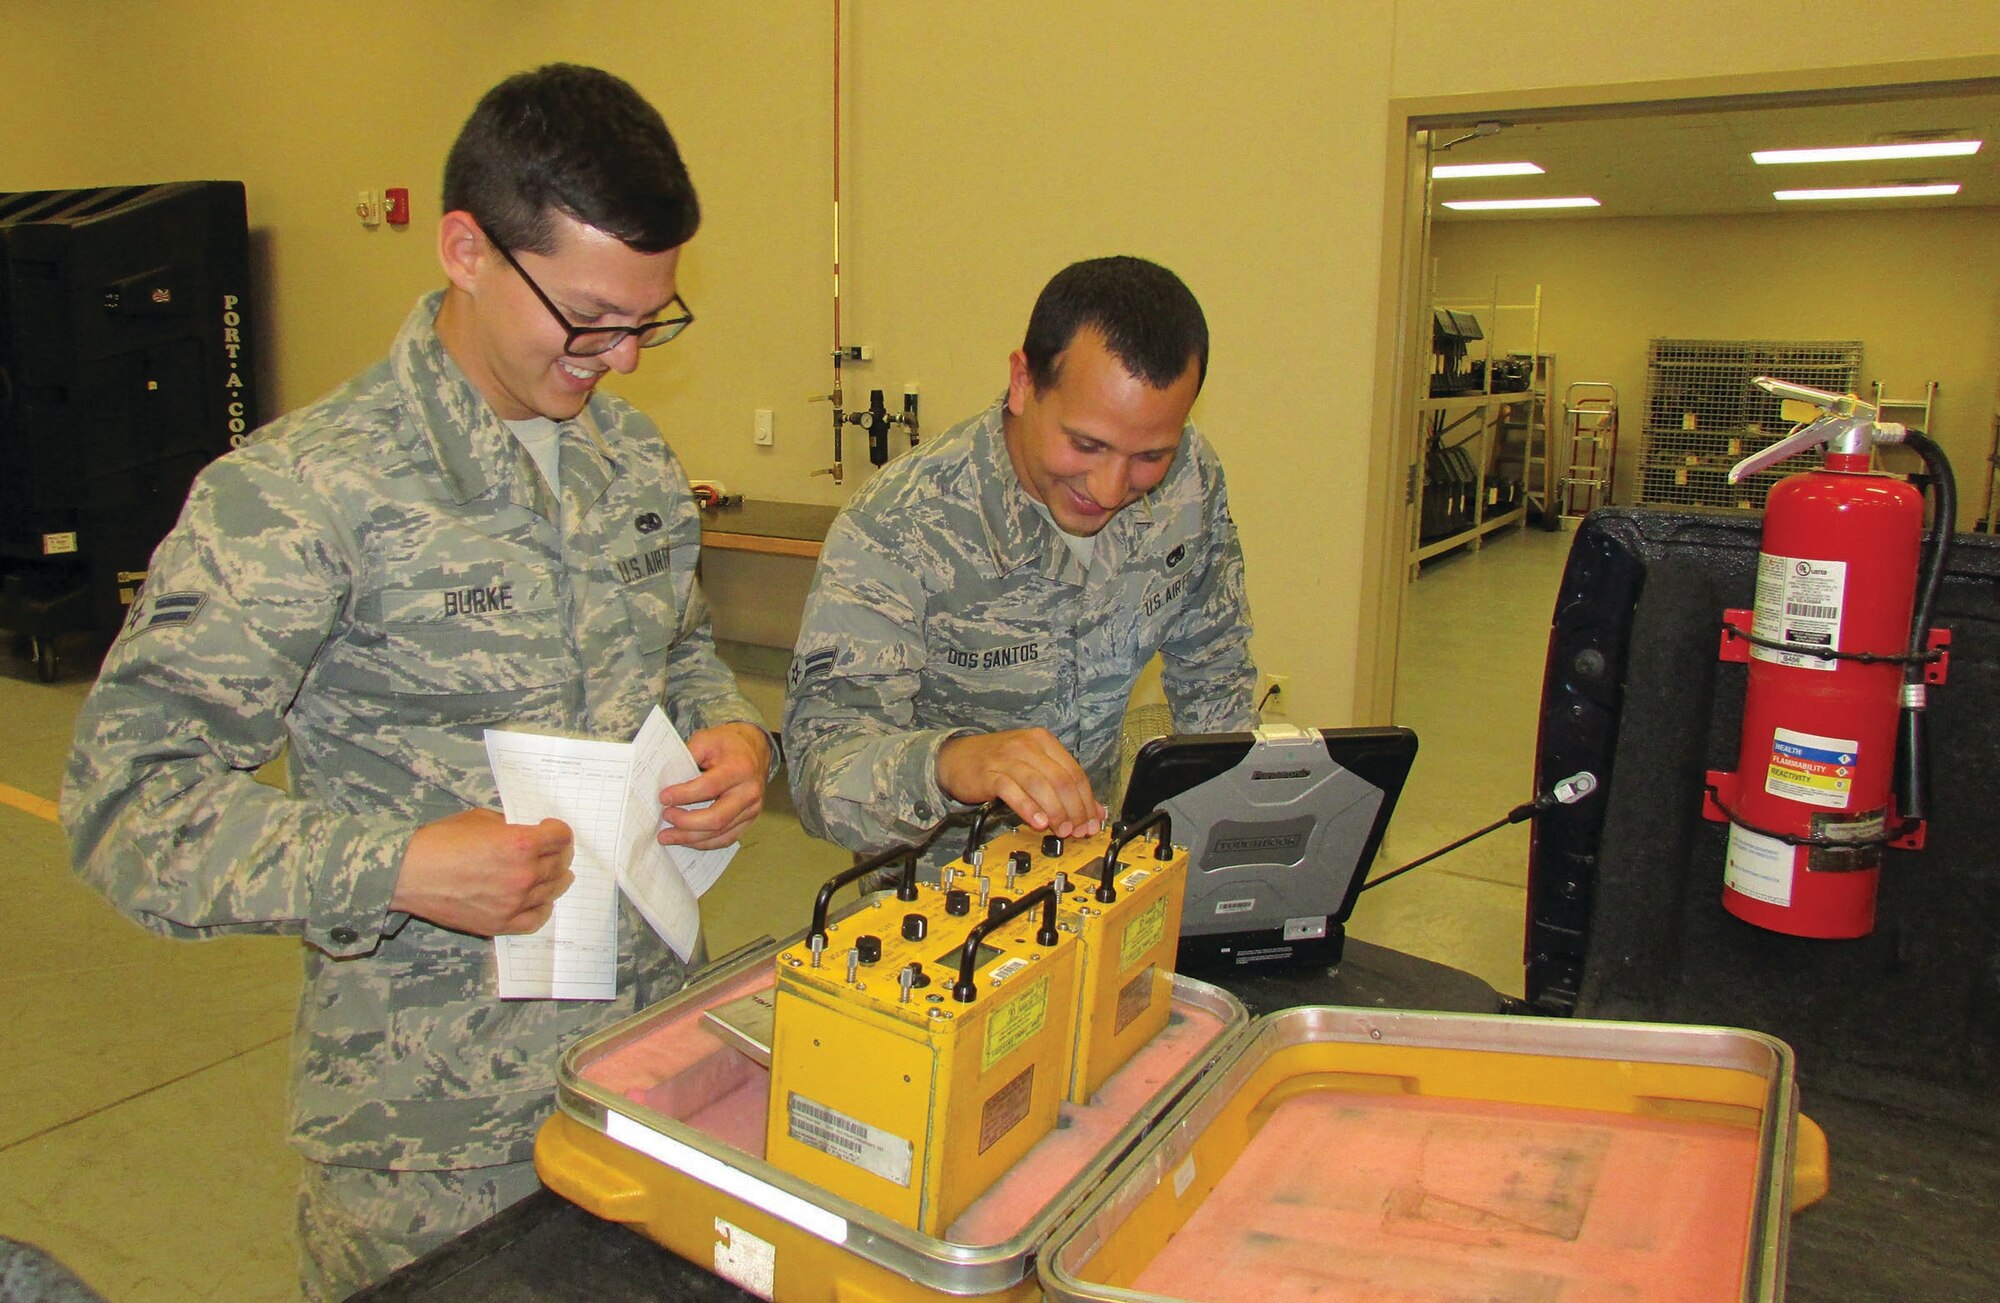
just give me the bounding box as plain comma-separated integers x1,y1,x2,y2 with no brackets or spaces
1130,1091,1761,1302
576,966,1231,1247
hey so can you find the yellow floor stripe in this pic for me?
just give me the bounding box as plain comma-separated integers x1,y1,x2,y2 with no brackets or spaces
0,782,59,822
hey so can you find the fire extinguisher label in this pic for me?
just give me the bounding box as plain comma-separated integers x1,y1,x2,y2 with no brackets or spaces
1725,824,1794,906
1765,727,1859,809
1807,809,1887,873
1750,554,1846,672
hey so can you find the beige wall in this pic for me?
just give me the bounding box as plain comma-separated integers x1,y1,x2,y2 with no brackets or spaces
1433,207,2000,520
3,2,1995,727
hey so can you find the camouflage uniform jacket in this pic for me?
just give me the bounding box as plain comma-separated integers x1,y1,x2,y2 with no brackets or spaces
61,292,763,1170
784,397,1255,859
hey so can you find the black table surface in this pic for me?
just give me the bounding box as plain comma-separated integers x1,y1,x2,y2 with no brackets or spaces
357,937,1997,1301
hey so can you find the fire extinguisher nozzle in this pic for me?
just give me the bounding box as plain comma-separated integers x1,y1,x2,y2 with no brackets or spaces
1894,705,1930,826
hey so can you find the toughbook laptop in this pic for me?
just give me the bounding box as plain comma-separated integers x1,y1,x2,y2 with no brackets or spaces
1119,723,1418,972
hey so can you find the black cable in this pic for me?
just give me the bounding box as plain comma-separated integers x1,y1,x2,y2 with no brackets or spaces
1359,773,1597,893
1358,806,1526,892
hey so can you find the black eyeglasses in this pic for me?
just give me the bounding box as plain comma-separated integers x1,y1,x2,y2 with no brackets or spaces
487,236,694,357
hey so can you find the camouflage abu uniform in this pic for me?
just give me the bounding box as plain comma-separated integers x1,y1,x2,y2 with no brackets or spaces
62,291,763,1174
784,397,1255,859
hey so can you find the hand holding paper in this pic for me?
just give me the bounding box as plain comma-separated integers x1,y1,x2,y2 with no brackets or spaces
657,721,770,851
484,707,749,999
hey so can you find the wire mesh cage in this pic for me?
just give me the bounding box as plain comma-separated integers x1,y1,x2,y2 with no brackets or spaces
1640,338,1863,511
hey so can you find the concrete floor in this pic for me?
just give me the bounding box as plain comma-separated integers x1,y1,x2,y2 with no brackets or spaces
0,522,1573,1299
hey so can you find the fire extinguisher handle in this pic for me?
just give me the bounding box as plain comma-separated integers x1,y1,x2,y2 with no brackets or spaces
1728,413,1870,483
1751,376,1852,410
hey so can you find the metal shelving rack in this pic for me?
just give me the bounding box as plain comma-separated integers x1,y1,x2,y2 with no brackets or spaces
1498,352,1558,524
1408,285,1545,572
1637,338,1863,512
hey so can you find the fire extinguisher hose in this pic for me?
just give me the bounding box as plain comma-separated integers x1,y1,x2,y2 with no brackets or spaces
1894,429,1956,824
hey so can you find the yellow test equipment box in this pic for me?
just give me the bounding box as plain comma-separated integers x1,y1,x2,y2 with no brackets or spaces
953,810,1190,1104
764,853,1083,1236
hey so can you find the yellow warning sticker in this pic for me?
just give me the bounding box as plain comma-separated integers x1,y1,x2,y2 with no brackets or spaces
977,1066,1035,1154
1120,896,1169,971
981,974,1049,1070
1113,965,1156,1034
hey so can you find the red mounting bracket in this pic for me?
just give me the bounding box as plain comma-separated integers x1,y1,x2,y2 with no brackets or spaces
1923,627,1951,684
1717,610,1753,663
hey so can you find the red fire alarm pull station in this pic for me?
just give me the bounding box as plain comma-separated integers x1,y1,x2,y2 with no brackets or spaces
384,188,411,227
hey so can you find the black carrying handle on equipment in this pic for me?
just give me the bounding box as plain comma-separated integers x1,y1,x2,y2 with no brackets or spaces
808,845,917,947
951,882,1061,1003
1098,810,1174,904
807,802,1004,946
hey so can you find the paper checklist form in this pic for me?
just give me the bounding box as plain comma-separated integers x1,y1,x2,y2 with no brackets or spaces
484,706,737,1000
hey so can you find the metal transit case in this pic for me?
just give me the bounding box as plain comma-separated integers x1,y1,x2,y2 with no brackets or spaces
535,934,1248,1302
1039,1008,1816,1302
1120,724,1418,971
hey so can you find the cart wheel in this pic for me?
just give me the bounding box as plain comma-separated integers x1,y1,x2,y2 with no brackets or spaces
30,635,58,683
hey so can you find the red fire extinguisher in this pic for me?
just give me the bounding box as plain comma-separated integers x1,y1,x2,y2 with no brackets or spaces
1703,377,1954,939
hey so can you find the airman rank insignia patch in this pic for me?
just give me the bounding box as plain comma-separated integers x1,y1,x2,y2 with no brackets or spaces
127,591,207,637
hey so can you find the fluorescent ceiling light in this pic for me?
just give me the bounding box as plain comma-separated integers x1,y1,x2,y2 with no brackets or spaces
1432,161,1546,178
1754,140,1981,165
1441,196,1600,211
1774,183,1962,201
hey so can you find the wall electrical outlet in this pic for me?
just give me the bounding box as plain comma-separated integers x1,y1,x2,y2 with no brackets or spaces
1257,672,1290,717
754,408,774,446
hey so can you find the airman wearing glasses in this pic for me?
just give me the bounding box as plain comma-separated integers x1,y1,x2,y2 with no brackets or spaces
62,65,771,1298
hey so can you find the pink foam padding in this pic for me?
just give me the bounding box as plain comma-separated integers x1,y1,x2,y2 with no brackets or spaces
1128,1091,1762,1302
578,968,1234,1250
579,966,774,1106
946,1003,1231,1245
681,1071,773,1158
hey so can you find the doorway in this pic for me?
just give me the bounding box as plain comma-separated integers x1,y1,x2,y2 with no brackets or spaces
1350,76,1999,993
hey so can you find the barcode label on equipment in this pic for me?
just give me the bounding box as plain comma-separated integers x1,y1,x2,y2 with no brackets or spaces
988,957,1031,985
786,1092,913,1187
1785,602,1839,619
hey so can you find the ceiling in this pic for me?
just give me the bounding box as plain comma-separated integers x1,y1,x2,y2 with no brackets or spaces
1429,87,2000,221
